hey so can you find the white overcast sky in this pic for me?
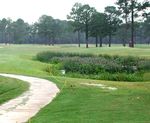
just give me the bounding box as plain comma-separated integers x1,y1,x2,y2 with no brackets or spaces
0,0,146,23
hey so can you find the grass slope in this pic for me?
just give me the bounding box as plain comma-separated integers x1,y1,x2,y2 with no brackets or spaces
30,77,150,123
0,76,29,104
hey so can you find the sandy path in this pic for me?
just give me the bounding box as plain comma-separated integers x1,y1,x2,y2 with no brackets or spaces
0,73,60,123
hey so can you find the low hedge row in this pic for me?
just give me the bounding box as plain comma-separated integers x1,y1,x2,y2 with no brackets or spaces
66,72,143,82
36,51,150,81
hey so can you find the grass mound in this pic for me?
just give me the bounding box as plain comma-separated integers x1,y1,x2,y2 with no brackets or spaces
0,76,29,104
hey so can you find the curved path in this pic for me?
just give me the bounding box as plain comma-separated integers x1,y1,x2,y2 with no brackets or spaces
0,73,60,123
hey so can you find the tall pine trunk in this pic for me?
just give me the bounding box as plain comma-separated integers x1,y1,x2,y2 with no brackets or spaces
130,0,134,48
123,15,128,47
124,0,128,47
77,30,81,47
52,36,55,46
4,32,7,45
99,36,102,47
108,33,111,47
85,22,89,48
95,35,98,47
48,36,51,46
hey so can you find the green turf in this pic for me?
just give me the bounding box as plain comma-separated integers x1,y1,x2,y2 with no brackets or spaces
0,44,149,123
0,44,149,75
0,76,29,104
30,77,150,123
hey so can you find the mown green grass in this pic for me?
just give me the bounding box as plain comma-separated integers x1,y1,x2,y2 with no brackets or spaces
30,77,150,123
1,44,150,57
0,76,29,104
0,44,149,123
0,44,149,75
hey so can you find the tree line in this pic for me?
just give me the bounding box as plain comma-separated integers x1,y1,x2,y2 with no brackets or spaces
68,0,150,48
0,0,149,48
0,17,76,45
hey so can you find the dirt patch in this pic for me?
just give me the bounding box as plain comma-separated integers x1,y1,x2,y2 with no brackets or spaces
81,83,117,91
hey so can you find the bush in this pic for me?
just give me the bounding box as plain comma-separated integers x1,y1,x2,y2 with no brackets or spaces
138,60,150,71
44,65,61,75
63,60,104,74
36,51,94,62
36,51,150,82
66,72,143,82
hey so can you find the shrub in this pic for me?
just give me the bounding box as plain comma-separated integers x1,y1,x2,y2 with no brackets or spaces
66,72,143,82
36,51,150,82
36,51,94,62
138,60,150,71
44,65,61,75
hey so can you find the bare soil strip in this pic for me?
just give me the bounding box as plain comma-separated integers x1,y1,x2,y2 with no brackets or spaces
81,83,117,90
